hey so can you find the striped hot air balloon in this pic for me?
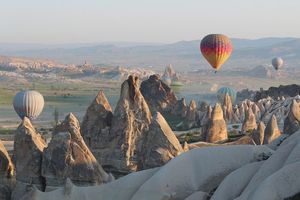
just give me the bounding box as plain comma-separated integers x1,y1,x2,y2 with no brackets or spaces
200,34,233,71
13,90,44,120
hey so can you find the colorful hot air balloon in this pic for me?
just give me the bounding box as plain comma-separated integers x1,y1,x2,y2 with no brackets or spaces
13,90,44,120
200,34,233,71
272,57,284,70
217,87,236,103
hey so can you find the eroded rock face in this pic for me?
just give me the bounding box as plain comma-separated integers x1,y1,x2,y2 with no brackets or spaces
81,90,113,149
284,99,300,135
254,84,300,101
182,100,198,130
200,105,212,127
140,112,183,169
242,107,257,133
263,114,281,144
252,121,266,145
222,93,233,123
42,113,108,190
171,98,187,117
252,103,261,121
108,76,152,173
0,140,14,179
140,74,177,113
0,140,15,200
205,103,228,143
12,117,46,200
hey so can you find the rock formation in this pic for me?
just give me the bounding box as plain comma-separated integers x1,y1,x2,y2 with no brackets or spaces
23,145,274,200
42,113,108,190
0,140,14,179
140,74,177,113
252,121,266,145
232,106,241,123
200,105,212,127
171,98,187,117
140,112,183,169
0,140,15,200
242,107,257,133
182,100,198,129
162,64,178,81
81,90,113,148
222,93,233,123
263,114,281,144
284,99,300,135
238,103,246,122
254,84,300,101
107,75,152,173
12,117,47,200
252,103,261,121
205,103,228,143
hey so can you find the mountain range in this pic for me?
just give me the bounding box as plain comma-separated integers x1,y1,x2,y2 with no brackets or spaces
1,37,300,71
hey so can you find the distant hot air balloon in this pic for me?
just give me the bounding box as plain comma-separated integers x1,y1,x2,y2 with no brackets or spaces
217,87,236,103
272,57,284,70
200,34,233,71
13,90,44,120
170,81,184,87
170,81,184,94
162,76,172,86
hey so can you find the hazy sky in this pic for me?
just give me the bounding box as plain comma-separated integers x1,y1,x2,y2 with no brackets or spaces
1,0,300,44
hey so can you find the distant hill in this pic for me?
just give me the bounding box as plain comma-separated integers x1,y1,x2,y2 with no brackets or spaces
1,37,300,71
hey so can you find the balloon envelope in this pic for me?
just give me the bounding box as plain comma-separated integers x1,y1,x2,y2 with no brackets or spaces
170,81,184,87
162,76,172,86
272,57,283,70
13,90,44,120
217,87,236,103
200,34,233,71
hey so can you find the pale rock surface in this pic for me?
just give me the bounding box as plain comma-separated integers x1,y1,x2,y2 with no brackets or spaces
130,145,273,200
188,136,254,149
184,191,209,200
263,114,281,144
211,161,264,200
252,121,266,145
140,112,183,169
18,145,274,200
205,103,228,143
241,107,257,133
42,113,108,190
21,168,159,200
235,130,300,200
81,90,113,148
247,161,300,200
12,117,47,200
